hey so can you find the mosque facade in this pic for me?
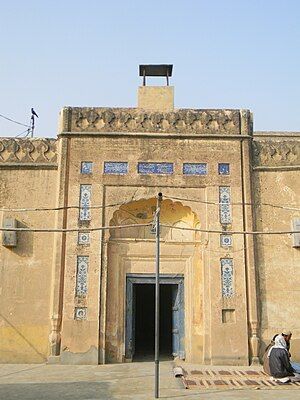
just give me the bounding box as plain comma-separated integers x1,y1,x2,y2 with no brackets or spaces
0,83,299,365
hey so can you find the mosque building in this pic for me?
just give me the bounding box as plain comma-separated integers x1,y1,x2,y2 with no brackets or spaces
0,66,299,365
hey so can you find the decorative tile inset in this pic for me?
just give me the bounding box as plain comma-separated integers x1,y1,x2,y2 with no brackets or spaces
220,234,232,247
218,163,230,175
79,185,91,221
76,256,89,297
138,162,173,174
221,258,234,298
78,232,90,245
104,162,128,174
183,163,207,175
81,161,93,174
75,307,87,320
219,186,231,224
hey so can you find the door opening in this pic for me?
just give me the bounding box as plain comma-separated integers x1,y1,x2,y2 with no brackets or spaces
126,274,185,362
134,284,173,361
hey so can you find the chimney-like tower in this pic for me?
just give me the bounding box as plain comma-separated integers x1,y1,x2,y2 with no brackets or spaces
138,64,174,112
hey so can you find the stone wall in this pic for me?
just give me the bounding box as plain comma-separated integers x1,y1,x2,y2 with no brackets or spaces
57,128,252,365
252,133,300,361
1,115,299,366
0,138,58,363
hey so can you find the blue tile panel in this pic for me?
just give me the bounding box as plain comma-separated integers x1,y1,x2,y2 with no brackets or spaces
78,232,90,245
104,162,128,174
220,234,232,247
183,163,207,175
218,163,230,175
76,256,89,297
219,186,231,224
79,185,91,221
74,307,87,320
138,162,173,175
81,161,93,174
221,258,234,298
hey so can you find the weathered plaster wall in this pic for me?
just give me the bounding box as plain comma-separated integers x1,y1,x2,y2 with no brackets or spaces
0,138,58,363
59,124,251,365
252,135,300,361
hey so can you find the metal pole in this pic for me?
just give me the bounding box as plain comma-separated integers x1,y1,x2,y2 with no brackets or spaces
31,116,35,138
155,192,162,398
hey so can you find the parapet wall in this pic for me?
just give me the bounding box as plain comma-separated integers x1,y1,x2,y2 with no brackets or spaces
253,134,300,168
0,138,57,167
59,107,249,135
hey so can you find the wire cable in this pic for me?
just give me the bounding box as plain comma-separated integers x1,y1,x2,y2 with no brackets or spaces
0,223,297,235
0,113,30,128
0,223,152,233
14,128,31,138
160,223,296,236
0,201,135,213
1,195,300,213
164,195,300,212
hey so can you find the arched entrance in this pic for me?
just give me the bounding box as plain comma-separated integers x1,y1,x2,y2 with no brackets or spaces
105,198,203,363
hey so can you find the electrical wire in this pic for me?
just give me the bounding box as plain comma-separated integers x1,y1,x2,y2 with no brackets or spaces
1,140,298,212
0,223,297,235
160,224,296,236
1,195,300,213
0,113,30,128
14,128,31,138
0,202,126,213
0,223,152,233
164,195,300,212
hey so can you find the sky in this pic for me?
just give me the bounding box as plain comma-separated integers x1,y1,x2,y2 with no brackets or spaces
1,0,300,138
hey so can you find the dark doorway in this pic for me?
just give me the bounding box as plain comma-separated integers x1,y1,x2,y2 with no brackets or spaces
125,274,185,362
134,283,173,361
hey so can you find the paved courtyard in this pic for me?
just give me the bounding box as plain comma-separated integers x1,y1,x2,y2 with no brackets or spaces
0,361,300,400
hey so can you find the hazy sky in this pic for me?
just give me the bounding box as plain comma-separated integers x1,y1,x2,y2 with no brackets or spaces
1,0,300,137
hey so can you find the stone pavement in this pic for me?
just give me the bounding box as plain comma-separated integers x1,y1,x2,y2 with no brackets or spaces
0,361,300,400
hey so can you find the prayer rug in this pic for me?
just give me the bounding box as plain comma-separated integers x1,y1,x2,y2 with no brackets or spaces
181,368,300,390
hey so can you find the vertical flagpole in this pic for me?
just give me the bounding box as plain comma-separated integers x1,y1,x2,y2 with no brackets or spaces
155,192,162,398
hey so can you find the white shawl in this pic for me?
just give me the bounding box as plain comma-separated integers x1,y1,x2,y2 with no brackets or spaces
267,334,287,357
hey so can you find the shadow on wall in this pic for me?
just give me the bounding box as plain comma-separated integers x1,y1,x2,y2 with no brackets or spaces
14,221,34,257
0,314,47,362
252,173,267,361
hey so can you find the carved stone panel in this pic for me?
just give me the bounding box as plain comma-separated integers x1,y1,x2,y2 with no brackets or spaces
252,139,300,167
0,138,57,164
62,107,242,135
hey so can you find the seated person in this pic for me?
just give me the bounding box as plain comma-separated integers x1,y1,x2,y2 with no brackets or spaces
268,334,300,383
282,329,300,374
263,334,277,375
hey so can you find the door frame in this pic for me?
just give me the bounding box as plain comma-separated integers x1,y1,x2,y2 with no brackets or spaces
125,273,184,360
